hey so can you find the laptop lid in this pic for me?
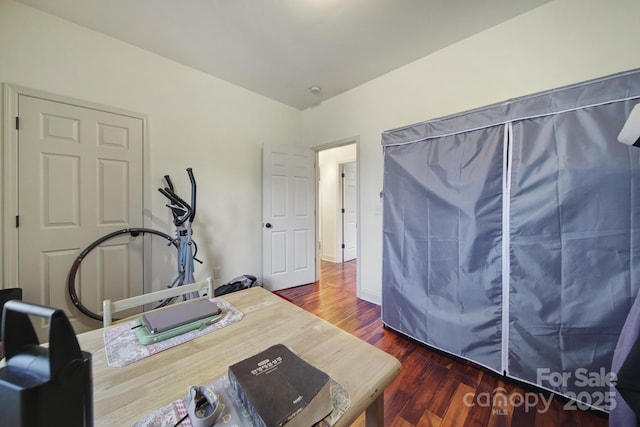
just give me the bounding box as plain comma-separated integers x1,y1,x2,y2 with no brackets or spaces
140,299,221,334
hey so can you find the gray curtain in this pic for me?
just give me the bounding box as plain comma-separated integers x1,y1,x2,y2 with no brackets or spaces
382,126,505,372
381,69,640,410
509,102,640,400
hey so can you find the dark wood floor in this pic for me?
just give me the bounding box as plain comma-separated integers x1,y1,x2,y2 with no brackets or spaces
275,260,609,427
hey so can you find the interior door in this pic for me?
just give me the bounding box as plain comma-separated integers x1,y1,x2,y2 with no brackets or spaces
17,94,144,337
262,145,315,291
340,162,357,262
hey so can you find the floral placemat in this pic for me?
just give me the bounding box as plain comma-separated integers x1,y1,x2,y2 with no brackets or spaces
103,298,242,367
133,375,350,427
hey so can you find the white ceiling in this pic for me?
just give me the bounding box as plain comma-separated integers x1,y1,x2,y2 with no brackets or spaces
17,0,552,110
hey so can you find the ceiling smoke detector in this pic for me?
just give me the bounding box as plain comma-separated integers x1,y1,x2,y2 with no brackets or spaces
310,86,321,94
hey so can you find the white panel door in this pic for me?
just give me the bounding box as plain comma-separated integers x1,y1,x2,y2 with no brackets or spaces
17,94,144,337
341,162,357,262
262,145,315,291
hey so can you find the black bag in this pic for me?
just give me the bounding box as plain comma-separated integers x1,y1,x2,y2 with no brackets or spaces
214,275,258,296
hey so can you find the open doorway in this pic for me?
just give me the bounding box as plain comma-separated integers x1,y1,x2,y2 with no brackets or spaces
316,142,358,289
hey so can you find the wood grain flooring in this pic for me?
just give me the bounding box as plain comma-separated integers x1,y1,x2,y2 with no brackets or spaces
274,260,610,427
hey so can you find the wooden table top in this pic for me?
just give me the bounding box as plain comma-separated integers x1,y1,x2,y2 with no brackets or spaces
76,287,401,426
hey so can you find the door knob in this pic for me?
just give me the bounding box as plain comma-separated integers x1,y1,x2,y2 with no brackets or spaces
265,223,272,229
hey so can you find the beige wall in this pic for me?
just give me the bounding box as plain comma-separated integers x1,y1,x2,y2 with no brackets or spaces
301,0,640,303
0,0,301,288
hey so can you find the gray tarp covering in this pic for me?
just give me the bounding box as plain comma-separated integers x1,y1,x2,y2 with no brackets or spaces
382,126,505,371
381,69,640,410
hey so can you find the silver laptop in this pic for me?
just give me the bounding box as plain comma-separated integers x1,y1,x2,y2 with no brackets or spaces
140,299,221,334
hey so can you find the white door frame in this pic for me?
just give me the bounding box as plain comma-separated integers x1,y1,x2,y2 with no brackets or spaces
314,137,360,295
1,83,151,290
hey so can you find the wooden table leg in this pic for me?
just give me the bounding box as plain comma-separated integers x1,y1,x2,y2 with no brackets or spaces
365,393,384,427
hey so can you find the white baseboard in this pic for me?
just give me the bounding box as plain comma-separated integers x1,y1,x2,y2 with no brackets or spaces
357,288,381,306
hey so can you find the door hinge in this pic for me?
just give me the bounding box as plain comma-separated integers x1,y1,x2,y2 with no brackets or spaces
341,243,345,249
16,215,19,228
15,116,19,130
341,208,345,213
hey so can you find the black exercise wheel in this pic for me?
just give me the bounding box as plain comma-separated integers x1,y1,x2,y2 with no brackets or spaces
67,228,176,322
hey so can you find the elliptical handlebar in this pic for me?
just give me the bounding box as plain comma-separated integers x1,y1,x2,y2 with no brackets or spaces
163,174,175,192
187,168,196,222
158,187,190,225
159,168,197,226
